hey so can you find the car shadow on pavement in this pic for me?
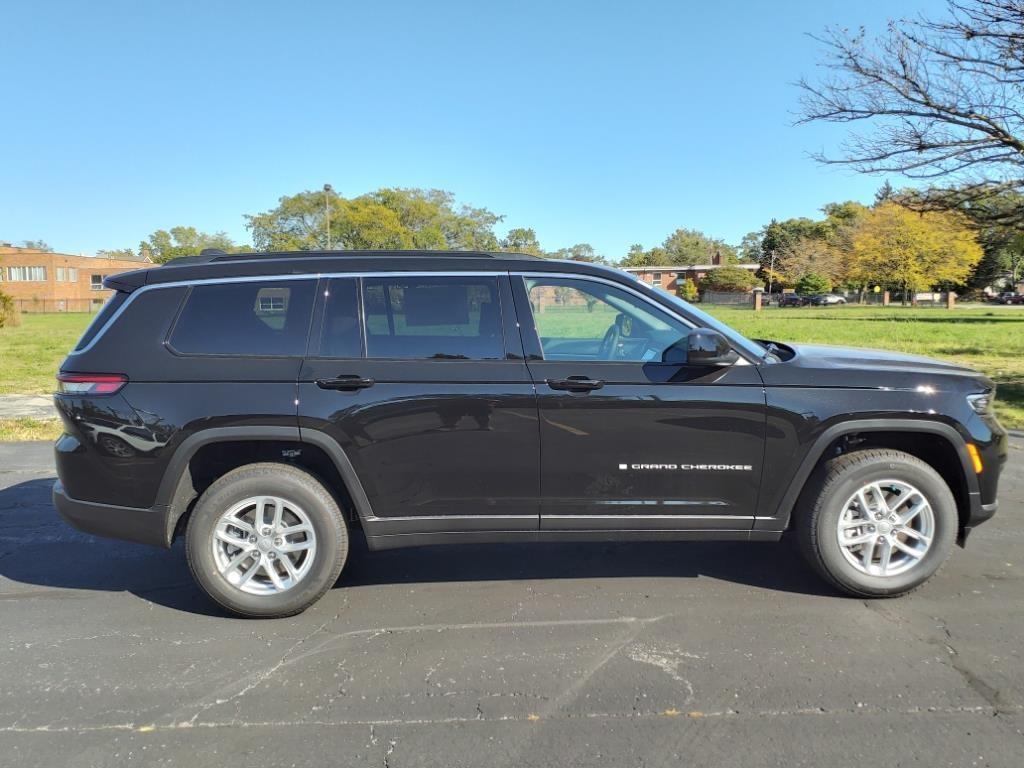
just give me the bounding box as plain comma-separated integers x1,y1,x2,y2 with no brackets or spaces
0,476,838,616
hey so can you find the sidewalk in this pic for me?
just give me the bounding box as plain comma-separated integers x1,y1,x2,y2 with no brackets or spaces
0,395,57,420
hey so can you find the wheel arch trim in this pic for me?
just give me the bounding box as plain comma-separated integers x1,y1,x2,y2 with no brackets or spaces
760,418,979,531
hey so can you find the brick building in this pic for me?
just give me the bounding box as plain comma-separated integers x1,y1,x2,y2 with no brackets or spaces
0,244,150,312
622,262,761,292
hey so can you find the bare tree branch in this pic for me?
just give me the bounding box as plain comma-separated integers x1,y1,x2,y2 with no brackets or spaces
799,0,1024,228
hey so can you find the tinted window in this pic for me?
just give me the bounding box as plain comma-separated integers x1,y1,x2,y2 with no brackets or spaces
525,276,690,362
170,280,315,356
318,278,361,358
363,277,504,360
74,291,128,351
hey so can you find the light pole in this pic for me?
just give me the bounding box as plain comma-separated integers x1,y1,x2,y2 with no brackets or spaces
323,183,333,250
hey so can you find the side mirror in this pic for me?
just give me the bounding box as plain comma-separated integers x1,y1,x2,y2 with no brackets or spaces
662,328,738,366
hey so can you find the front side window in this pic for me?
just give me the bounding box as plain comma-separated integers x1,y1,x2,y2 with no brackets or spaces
362,276,504,360
524,276,690,362
170,280,315,356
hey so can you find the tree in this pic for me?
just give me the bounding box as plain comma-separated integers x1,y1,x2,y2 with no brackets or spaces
550,243,607,264
795,273,833,295
142,227,245,263
846,202,983,299
777,238,845,287
247,188,505,253
701,266,761,293
661,228,736,266
500,227,544,256
678,277,699,301
22,240,51,251
0,291,18,328
798,0,1024,229
620,244,672,267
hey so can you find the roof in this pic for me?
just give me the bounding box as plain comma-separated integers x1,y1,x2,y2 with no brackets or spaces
104,249,626,292
622,263,760,272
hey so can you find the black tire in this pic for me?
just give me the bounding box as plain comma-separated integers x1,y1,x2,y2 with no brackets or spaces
186,462,348,618
796,449,957,598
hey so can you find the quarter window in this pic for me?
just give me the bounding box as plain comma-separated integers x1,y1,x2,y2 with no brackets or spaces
524,276,690,362
170,280,315,356
362,277,504,360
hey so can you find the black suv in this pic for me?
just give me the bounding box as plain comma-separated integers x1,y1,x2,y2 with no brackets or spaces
52,250,1008,617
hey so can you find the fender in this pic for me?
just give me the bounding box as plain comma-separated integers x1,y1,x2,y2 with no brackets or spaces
157,425,382,545
756,418,979,531
157,426,302,544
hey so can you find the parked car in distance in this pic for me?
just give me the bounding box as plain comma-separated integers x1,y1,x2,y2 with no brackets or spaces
994,291,1024,305
52,249,1008,618
809,293,848,306
778,294,810,307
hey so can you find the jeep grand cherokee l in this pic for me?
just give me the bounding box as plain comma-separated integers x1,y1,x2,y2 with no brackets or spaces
52,250,1008,617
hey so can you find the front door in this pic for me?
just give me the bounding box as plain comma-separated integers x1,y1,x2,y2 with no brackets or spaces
298,274,540,531
513,274,766,531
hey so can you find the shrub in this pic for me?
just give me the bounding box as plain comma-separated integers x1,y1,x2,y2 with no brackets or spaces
0,291,19,328
677,277,698,302
701,266,760,293
795,272,833,295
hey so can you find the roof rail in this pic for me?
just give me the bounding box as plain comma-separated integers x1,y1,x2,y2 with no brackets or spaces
162,249,543,267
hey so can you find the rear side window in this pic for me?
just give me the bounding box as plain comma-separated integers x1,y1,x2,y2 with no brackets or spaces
74,291,128,351
318,278,362,358
170,280,315,356
362,276,504,360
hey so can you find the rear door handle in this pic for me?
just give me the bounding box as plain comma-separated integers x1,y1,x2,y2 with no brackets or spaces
546,377,604,392
316,375,375,391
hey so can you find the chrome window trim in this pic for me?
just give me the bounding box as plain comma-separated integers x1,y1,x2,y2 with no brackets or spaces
70,268,758,363
69,271,505,356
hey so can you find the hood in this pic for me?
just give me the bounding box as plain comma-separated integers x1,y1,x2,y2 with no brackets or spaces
760,342,992,391
788,343,976,375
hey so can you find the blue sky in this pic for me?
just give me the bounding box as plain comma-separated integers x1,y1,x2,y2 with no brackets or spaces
1,0,944,260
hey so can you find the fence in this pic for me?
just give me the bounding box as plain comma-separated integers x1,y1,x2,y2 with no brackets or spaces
699,290,753,306
13,298,104,314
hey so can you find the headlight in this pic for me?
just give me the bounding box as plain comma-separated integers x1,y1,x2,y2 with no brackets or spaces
967,391,993,415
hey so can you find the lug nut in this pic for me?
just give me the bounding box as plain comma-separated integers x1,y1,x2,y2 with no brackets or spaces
248,535,257,543
274,537,283,546
868,525,876,532
874,513,883,520
261,527,272,535
877,537,885,544
268,552,277,560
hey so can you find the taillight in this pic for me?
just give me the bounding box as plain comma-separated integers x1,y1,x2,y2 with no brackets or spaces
57,373,128,395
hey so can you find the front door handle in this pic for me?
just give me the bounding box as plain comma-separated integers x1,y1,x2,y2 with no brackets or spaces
546,376,604,392
316,375,376,391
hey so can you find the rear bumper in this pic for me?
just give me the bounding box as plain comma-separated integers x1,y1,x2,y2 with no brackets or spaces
53,480,170,548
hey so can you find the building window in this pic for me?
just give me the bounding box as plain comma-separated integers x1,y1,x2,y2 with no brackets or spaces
8,266,47,282
56,267,66,282
90,274,104,291
68,268,78,282
651,272,662,284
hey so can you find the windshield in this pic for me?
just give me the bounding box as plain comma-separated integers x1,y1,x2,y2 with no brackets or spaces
658,291,771,360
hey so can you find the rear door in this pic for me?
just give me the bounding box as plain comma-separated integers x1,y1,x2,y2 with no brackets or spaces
298,273,540,530
513,273,766,531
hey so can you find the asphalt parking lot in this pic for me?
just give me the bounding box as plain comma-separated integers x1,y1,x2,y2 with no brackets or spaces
1,440,1022,768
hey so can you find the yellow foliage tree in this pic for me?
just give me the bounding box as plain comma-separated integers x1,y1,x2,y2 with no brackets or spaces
846,202,982,298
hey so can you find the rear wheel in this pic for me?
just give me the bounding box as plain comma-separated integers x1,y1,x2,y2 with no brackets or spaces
796,449,956,597
186,463,348,618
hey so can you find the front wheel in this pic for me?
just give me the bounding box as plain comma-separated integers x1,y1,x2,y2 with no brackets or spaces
796,449,957,597
186,463,349,618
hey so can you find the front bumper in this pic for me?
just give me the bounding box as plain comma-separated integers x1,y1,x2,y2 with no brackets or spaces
53,480,170,548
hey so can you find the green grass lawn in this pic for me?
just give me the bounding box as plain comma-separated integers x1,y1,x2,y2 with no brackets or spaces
1,307,1021,431
0,313,93,395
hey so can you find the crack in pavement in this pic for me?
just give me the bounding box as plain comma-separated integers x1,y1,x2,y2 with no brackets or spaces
862,600,1013,715
2,702,1021,735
